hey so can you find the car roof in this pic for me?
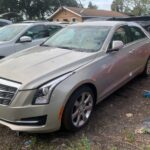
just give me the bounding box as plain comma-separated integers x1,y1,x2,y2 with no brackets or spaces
71,21,124,27
70,21,141,28
20,21,65,27
4,22,65,28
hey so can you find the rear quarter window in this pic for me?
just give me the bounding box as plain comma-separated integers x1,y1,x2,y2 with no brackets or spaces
46,25,63,37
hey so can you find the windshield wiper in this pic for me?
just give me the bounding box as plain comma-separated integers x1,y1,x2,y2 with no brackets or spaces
40,44,50,47
57,46,73,50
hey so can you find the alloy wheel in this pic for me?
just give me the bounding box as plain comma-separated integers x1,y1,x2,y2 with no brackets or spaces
71,92,94,128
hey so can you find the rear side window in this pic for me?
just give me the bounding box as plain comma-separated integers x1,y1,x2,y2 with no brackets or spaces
130,26,146,41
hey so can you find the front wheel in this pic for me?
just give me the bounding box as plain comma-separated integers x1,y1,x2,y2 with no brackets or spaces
62,86,95,132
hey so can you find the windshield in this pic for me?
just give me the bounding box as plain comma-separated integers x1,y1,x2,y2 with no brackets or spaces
43,26,111,52
0,25,28,41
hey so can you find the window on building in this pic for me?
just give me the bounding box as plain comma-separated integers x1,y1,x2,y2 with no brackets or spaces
63,19,69,22
72,18,77,22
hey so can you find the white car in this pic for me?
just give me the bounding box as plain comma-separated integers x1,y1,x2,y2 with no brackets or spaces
0,22,64,58
0,19,12,27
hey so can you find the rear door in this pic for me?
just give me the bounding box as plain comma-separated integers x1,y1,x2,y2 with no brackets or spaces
127,26,149,74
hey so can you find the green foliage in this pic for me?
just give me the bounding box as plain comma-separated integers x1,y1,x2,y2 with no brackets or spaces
111,0,123,12
88,1,98,9
145,145,150,150
0,0,78,19
125,132,135,143
111,0,150,16
68,135,91,150
111,146,118,150
0,0,19,13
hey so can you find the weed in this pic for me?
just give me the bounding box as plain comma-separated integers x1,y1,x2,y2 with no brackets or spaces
125,132,135,143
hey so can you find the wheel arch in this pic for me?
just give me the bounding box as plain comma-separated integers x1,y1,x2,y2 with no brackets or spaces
64,81,98,109
61,82,98,130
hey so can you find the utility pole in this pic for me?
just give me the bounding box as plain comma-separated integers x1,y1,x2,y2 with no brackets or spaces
57,0,62,8
78,0,83,8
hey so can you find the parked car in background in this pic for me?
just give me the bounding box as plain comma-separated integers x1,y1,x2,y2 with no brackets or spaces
0,12,23,23
0,19,12,27
22,20,49,23
108,16,150,33
86,16,150,33
0,21,149,133
0,22,64,58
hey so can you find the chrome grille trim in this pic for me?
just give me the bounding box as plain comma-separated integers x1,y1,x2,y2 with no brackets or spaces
0,79,21,88
0,79,21,105
0,89,15,94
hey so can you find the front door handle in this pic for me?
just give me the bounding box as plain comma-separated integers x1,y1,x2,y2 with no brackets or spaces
129,50,134,54
129,48,136,54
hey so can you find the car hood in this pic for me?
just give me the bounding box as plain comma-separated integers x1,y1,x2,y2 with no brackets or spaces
0,46,97,89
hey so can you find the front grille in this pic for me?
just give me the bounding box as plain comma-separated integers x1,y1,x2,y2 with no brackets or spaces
0,79,21,105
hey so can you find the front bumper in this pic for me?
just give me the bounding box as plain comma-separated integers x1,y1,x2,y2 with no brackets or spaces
0,104,62,133
0,74,76,133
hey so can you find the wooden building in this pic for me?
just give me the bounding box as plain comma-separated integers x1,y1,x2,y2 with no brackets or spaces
48,6,127,23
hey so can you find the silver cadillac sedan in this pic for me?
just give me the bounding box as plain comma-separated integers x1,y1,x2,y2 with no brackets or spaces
0,21,149,133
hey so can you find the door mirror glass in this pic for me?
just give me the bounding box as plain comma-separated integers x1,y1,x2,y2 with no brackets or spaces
112,40,124,50
20,36,32,43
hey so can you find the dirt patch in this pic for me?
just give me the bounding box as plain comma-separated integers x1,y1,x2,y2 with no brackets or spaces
0,76,150,150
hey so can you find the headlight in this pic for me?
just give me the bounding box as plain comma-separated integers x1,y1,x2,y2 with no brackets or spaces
33,72,74,105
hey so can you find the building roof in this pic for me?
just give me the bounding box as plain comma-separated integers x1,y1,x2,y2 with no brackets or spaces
66,7,127,17
48,6,127,20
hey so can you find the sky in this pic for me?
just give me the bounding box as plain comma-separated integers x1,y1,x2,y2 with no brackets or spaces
80,0,113,10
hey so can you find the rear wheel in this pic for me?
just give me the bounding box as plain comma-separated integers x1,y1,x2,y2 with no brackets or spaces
144,57,150,76
62,86,95,131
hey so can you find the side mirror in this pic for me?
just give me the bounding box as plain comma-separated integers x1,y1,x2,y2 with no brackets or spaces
112,40,124,50
20,36,32,43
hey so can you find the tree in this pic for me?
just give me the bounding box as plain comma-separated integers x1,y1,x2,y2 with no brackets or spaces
111,0,123,12
88,1,98,9
0,0,79,19
0,0,19,13
19,0,52,19
111,0,150,16
125,0,150,15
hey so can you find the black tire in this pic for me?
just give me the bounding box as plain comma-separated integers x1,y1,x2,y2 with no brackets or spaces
62,86,95,132
143,57,150,76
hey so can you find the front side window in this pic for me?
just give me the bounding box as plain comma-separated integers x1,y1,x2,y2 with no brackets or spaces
109,26,129,49
43,26,111,52
130,26,146,41
23,25,47,40
0,25,28,41
113,27,129,44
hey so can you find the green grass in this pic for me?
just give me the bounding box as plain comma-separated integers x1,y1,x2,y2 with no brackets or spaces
67,135,91,150
125,131,135,143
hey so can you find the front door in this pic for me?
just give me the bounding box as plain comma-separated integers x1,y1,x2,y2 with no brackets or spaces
96,26,135,100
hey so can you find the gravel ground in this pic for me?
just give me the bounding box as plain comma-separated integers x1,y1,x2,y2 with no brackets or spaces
0,76,150,150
